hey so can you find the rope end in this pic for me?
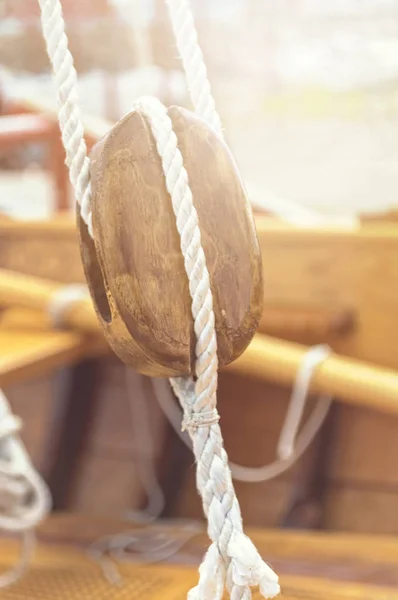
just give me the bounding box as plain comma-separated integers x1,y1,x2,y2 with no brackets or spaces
228,533,280,598
259,577,280,599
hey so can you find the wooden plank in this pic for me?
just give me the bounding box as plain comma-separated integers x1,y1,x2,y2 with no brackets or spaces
328,405,398,486
5,376,54,469
4,214,398,367
321,404,398,531
67,453,144,514
324,486,398,535
0,321,103,386
0,214,77,235
4,215,398,529
0,217,84,282
256,217,398,370
1,515,398,598
254,217,398,531
228,334,398,416
4,271,398,416
35,513,398,568
0,556,395,600
0,270,100,334
321,403,398,530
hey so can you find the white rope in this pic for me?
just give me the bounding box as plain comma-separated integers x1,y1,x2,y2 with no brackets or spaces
93,342,331,586
165,0,222,135
132,96,279,600
90,522,203,587
38,0,93,234
277,345,331,461
0,390,51,588
152,346,332,483
37,2,279,597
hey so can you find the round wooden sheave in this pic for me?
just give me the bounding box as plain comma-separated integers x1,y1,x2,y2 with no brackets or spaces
78,105,263,377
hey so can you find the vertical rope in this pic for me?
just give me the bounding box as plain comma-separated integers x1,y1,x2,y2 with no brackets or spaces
133,96,279,600
38,0,93,233
164,2,282,597
165,0,223,135
37,1,280,598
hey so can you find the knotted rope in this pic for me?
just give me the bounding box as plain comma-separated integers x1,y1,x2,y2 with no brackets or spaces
37,0,279,597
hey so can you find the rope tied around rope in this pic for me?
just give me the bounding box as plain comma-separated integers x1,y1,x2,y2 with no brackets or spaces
181,408,220,432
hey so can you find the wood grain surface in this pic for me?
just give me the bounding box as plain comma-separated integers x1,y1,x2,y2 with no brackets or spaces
0,514,397,599
84,105,263,376
0,308,105,387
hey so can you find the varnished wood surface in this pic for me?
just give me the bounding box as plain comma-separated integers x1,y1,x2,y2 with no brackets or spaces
254,217,398,531
0,308,104,387
257,304,355,342
3,271,398,415
5,214,398,368
5,214,398,367
36,513,398,584
86,105,263,376
227,333,398,416
0,269,100,334
0,215,84,283
9,96,398,366
255,217,398,370
0,514,397,599
4,215,398,531
5,101,398,533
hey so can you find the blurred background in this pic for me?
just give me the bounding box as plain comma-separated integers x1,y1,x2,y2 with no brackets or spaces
2,0,398,218
1,0,398,546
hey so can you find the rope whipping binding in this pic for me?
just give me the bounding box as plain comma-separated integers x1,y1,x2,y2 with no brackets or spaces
37,1,279,598
153,345,332,483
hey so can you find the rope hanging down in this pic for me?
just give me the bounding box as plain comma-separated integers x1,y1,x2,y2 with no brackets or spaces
153,344,332,483
37,0,279,598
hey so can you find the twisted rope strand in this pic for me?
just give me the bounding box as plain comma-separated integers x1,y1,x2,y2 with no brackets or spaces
38,0,93,233
134,97,279,600
165,0,223,135
165,1,282,597
37,1,279,597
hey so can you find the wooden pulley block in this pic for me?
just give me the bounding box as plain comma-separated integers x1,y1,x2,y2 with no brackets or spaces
78,105,263,377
